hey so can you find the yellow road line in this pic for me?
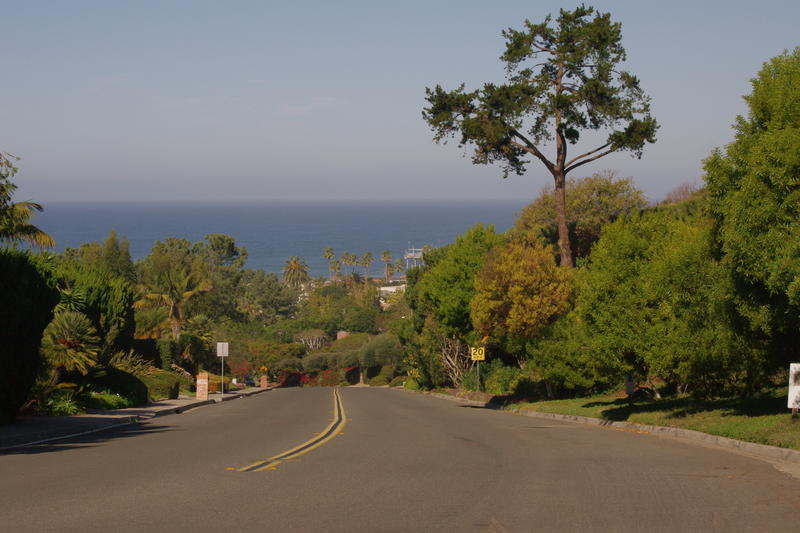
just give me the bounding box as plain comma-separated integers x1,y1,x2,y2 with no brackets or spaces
236,388,346,473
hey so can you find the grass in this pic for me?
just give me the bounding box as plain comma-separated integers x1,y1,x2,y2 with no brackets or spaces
506,388,800,450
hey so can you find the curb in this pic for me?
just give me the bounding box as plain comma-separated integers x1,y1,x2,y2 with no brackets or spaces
401,388,800,466
0,387,273,451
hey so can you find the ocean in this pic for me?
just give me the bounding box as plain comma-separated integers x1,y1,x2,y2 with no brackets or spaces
34,200,529,277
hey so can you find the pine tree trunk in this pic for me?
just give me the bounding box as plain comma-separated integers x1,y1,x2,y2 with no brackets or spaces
553,172,574,267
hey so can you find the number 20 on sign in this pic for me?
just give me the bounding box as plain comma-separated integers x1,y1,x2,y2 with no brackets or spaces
470,347,485,361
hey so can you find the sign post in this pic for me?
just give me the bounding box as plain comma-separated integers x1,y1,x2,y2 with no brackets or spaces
470,346,485,390
789,363,800,419
217,342,229,397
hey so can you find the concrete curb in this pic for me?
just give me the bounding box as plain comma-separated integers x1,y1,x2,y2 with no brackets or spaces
0,387,273,451
401,388,800,466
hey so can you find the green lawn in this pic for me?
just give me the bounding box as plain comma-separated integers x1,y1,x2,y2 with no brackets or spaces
507,389,800,450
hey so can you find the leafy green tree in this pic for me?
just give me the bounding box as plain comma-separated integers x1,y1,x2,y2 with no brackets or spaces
63,230,136,283
136,238,212,342
404,224,504,385
423,6,657,266
235,269,297,325
282,256,310,289
704,47,800,372
513,171,646,261
471,235,572,352
189,234,248,321
0,152,55,249
576,210,747,397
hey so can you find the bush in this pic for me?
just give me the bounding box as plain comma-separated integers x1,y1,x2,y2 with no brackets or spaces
460,367,482,391
46,390,83,415
332,350,359,369
274,357,303,373
300,372,319,387
320,369,339,387
369,365,395,386
388,376,406,387
0,250,59,424
139,370,183,401
302,353,330,372
90,366,149,405
358,333,404,369
157,339,176,371
404,378,420,390
84,390,134,410
484,362,522,396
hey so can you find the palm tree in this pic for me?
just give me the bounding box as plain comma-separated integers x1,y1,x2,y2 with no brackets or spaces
323,247,335,280
361,252,374,281
0,152,55,248
394,258,405,277
339,252,354,277
40,310,101,384
330,259,341,282
282,256,310,289
381,250,393,282
135,266,212,341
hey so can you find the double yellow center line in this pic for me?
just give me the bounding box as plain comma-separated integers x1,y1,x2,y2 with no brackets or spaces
236,388,347,472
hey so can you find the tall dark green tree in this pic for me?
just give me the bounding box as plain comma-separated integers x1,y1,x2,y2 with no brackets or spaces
423,5,657,266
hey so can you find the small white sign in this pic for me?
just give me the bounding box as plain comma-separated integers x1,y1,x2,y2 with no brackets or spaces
217,342,229,358
789,363,800,409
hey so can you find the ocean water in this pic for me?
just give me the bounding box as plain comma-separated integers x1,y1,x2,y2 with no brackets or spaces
34,200,528,277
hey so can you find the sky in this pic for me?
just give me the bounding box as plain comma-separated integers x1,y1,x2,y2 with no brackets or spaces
2,0,799,203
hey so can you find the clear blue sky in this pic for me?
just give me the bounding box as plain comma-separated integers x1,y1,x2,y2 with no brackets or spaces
3,0,798,202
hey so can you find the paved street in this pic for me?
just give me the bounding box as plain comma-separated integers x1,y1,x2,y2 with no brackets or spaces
2,387,799,532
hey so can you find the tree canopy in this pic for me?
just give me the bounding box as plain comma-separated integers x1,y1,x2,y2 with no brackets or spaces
423,5,657,266
704,47,800,369
513,171,646,260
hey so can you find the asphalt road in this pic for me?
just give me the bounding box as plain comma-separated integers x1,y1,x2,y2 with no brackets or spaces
2,387,800,532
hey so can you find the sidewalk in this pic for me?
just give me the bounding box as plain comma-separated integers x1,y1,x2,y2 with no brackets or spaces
0,387,272,451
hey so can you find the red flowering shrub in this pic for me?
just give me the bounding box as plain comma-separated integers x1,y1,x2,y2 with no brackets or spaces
300,372,319,387
320,369,339,387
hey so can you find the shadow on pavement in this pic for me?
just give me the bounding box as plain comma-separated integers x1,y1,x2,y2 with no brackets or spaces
0,421,173,456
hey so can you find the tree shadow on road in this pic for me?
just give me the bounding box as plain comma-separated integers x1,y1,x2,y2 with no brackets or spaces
0,422,173,455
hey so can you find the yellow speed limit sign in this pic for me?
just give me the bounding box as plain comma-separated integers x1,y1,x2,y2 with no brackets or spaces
470,347,485,361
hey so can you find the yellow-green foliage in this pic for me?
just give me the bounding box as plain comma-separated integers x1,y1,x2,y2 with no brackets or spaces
472,236,572,339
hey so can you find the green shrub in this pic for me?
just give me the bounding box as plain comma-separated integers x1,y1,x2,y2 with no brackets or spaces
139,370,182,401
388,376,406,387
90,366,149,405
319,332,371,352
84,390,134,410
484,363,522,396
302,353,329,372
46,390,83,415
157,339,176,370
0,250,59,423
404,378,420,390
369,365,395,386
461,368,481,391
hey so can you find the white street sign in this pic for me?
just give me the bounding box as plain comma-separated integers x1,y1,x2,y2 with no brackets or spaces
217,342,229,358
789,363,800,409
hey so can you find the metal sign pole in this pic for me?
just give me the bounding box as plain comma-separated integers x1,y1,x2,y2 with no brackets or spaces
217,342,229,399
